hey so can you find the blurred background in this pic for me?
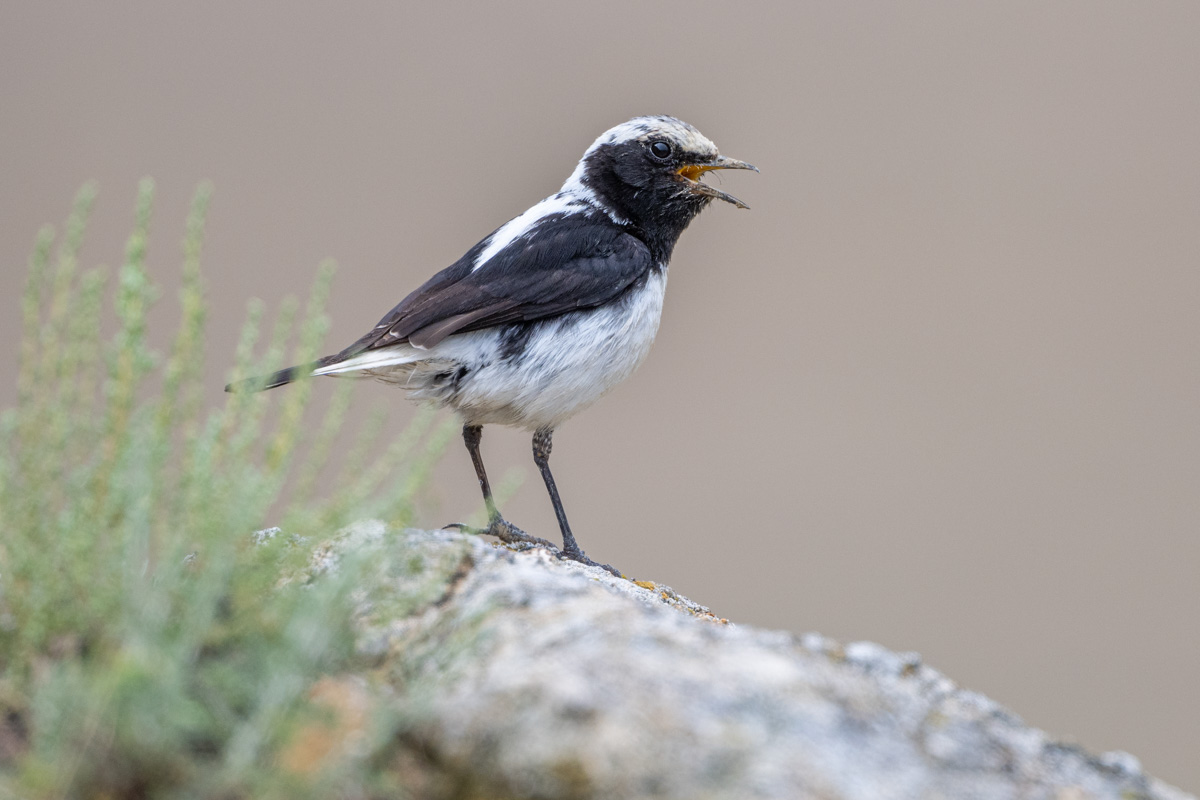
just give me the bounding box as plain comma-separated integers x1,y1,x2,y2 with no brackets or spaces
2,0,1197,789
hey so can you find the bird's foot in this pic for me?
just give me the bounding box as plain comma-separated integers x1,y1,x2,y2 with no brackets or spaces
444,519,621,577
558,544,622,578
445,517,557,550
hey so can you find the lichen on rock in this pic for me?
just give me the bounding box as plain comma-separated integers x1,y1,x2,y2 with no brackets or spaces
309,523,1194,800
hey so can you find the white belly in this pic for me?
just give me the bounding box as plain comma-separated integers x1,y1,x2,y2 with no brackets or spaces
322,269,668,431
452,269,667,429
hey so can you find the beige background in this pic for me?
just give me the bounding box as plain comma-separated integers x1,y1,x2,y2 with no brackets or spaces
2,1,1197,789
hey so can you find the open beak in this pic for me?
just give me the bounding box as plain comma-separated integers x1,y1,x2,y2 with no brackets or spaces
676,155,759,209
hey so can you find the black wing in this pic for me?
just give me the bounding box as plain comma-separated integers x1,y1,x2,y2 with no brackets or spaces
336,212,653,356
226,211,653,393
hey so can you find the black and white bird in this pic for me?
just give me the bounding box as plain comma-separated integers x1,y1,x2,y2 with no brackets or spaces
228,115,756,574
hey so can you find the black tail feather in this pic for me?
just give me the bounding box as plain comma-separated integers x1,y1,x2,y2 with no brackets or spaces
224,362,320,393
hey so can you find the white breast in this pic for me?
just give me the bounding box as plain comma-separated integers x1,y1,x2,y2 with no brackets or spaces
445,269,668,429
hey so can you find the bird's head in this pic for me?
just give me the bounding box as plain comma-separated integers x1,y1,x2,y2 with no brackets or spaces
563,116,757,240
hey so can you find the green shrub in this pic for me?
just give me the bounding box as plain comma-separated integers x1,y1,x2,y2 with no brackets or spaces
0,182,449,798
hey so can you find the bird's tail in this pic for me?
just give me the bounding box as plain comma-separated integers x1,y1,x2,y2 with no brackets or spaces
224,362,322,393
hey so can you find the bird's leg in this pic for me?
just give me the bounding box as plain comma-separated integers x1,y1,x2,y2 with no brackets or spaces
532,428,620,577
447,424,555,549
463,423,499,521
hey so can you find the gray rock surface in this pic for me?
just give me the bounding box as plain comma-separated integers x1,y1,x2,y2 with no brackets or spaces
324,523,1194,800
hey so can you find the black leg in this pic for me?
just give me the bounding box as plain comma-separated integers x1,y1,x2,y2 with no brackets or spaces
447,424,555,550
462,424,498,521
532,427,620,577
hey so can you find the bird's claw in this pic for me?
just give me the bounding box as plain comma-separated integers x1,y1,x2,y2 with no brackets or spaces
557,545,622,578
445,519,621,577
445,517,557,550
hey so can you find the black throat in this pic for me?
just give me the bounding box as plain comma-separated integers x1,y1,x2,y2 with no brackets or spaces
579,143,713,265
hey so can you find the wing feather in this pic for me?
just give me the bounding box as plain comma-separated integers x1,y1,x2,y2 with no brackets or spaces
334,212,652,359
226,210,655,392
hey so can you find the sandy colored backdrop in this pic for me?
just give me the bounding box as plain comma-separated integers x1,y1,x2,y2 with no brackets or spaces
2,1,1197,789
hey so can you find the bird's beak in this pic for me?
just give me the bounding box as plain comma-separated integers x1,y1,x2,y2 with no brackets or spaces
676,155,759,209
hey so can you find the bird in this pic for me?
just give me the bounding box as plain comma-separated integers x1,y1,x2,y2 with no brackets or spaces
227,115,756,575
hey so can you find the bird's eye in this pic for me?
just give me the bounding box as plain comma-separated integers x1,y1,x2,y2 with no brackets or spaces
649,140,673,160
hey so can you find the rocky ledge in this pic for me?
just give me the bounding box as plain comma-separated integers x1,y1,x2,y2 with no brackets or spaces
306,522,1193,800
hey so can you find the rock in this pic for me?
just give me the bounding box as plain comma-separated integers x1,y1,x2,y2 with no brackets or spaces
326,523,1195,800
